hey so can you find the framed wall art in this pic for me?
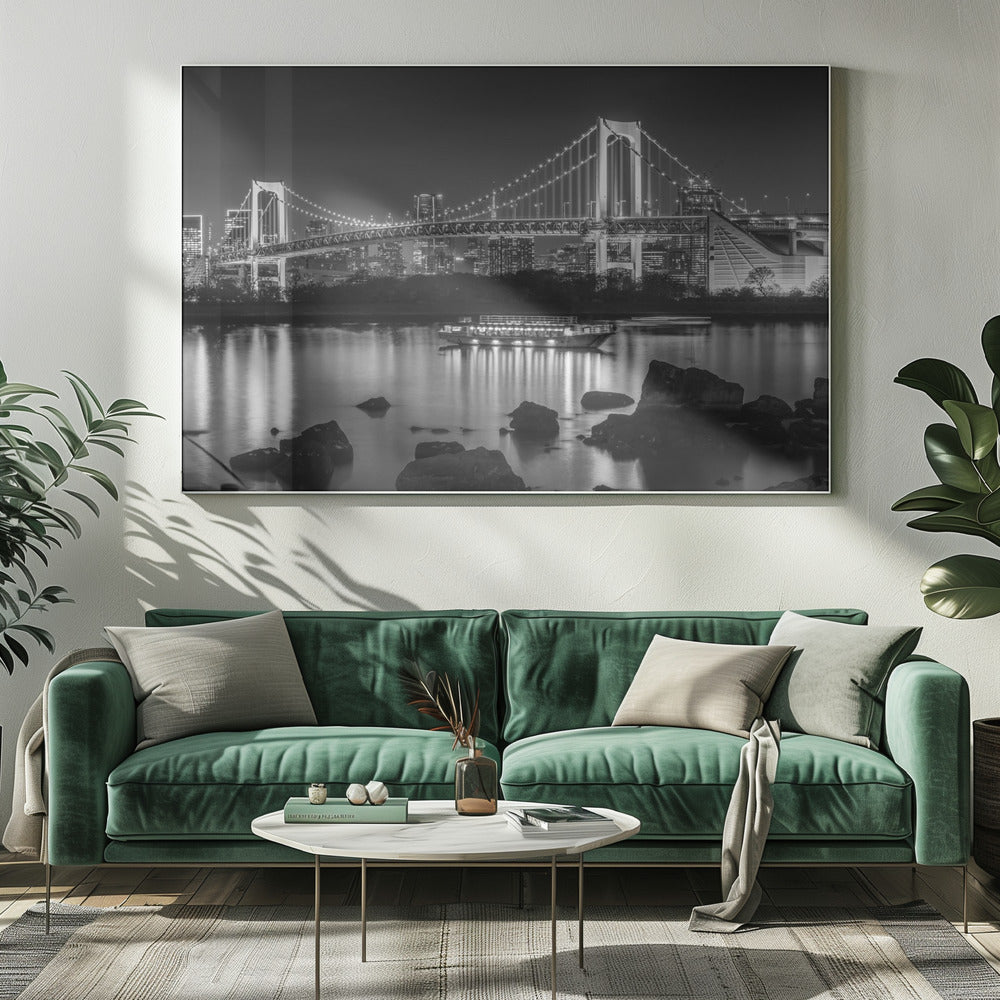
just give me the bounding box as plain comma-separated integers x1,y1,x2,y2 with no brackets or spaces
182,65,830,494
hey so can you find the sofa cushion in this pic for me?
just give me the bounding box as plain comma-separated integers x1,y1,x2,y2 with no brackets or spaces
501,609,868,743
611,634,794,737
145,610,502,746
765,611,922,749
106,727,501,840
499,727,912,841
105,611,317,750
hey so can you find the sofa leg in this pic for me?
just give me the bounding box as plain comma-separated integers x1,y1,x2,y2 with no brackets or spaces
963,865,969,935
45,863,51,934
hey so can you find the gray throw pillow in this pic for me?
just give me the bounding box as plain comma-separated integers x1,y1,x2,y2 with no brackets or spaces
105,610,317,750
764,611,921,749
611,634,795,738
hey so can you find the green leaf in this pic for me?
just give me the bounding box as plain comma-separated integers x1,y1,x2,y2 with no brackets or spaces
89,438,125,457
920,553,1000,618
891,484,971,512
906,508,1000,548
0,361,6,384
942,400,999,459
65,489,101,518
981,316,1000,379
895,359,978,409
74,466,118,500
63,371,105,419
0,382,57,399
10,624,56,653
977,449,1000,491
0,644,13,675
108,398,150,414
979,489,1000,523
924,423,986,492
3,633,29,667
54,423,84,455
65,375,94,427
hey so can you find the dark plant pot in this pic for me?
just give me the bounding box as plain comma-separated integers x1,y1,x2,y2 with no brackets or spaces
973,718,1000,877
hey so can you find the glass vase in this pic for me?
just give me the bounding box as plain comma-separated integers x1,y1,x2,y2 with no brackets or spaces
455,747,497,815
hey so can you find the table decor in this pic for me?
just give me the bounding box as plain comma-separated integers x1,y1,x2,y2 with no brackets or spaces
401,662,497,815
283,796,410,824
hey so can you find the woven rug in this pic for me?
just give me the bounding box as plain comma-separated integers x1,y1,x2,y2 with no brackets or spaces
2,901,999,999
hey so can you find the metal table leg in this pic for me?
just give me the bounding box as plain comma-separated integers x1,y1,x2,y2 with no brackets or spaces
314,855,321,1000
578,853,584,968
550,855,557,999
361,858,368,962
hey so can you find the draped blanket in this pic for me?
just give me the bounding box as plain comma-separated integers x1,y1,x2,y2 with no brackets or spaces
689,717,782,933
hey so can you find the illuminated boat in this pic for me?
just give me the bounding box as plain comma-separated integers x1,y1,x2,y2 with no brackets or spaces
440,315,616,349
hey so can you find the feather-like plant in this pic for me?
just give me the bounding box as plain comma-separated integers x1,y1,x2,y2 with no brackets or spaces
400,659,481,750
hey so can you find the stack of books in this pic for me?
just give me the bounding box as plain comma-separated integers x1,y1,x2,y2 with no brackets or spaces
283,797,409,824
505,805,616,836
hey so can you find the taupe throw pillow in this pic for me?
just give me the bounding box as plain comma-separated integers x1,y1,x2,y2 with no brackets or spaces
764,611,921,749
611,634,795,738
105,611,317,750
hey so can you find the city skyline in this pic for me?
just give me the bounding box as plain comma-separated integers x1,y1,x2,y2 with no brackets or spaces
183,65,829,242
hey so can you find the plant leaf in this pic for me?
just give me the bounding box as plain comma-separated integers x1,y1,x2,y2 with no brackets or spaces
10,624,56,653
942,400,999,460
63,371,106,419
65,489,101,518
895,358,978,409
981,315,1000,379
920,553,1000,618
73,466,118,500
924,423,986,492
891,484,971,512
0,644,13,675
3,633,29,667
906,508,1000,548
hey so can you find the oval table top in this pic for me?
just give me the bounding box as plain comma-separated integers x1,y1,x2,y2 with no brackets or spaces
251,800,641,862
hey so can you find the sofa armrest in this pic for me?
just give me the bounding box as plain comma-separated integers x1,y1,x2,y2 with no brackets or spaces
48,661,136,865
884,658,970,866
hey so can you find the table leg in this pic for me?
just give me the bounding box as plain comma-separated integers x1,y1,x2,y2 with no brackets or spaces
361,858,368,963
314,855,321,1000
578,853,584,968
550,855,557,1000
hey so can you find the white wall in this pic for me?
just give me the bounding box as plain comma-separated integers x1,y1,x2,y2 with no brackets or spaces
2,0,999,829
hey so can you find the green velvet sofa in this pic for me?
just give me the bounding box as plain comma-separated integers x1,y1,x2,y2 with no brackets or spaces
46,608,971,873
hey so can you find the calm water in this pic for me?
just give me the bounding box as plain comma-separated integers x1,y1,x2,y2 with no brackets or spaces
182,319,828,492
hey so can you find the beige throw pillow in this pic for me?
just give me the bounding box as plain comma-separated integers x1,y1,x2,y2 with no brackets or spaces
612,634,795,738
105,610,317,750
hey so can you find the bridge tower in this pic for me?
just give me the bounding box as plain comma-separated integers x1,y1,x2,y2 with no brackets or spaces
250,180,289,290
593,119,644,280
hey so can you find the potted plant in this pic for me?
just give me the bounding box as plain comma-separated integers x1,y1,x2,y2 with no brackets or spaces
1,361,158,673
892,314,1000,876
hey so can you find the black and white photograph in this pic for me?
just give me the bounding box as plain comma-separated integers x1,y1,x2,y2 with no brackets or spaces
182,65,830,493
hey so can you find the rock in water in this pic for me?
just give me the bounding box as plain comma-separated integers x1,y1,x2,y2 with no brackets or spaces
396,446,526,491
230,447,285,474
581,390,635,411
278,420,354,490
508,400,559,439
638,361,744,413
740,395,793,424
414,440,465,460
356,396,391,413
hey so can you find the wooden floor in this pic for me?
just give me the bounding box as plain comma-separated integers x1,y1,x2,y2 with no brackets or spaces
3,855,1000,968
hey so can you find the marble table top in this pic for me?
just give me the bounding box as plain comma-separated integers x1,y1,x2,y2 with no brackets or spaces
251,800,641,862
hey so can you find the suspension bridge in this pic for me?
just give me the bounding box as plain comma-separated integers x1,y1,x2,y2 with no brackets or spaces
209,118,829,293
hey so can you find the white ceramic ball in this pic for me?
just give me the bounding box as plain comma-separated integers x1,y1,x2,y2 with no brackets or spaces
365,780,389,805
346,782,368,805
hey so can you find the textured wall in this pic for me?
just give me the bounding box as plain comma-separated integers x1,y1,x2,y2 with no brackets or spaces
2,0,999,829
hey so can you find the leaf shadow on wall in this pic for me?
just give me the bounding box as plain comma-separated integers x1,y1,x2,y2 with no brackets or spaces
124,483,418,614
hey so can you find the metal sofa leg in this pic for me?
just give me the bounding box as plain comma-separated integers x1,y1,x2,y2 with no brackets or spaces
45,862,51,934
963,865,968,935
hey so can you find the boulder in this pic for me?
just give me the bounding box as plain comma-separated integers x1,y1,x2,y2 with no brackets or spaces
581,390,635,411
787,419,829,452
414,440,465,460
637,361,744,413
278,420,354,490
765,473,829,492
508,400,560,439
740,395,793,425
356,396,391,413
230,447,285,474
396,446,526,491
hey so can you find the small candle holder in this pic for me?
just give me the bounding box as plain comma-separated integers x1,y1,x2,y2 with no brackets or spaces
308,783,327,805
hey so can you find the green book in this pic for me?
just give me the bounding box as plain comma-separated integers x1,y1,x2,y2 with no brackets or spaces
283,797,409,824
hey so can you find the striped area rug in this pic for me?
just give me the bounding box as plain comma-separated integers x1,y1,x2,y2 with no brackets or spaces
2,900,998,999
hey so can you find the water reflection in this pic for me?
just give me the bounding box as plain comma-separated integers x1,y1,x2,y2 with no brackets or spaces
181,320,828,492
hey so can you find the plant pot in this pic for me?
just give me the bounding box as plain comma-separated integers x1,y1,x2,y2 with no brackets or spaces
455,747,497,816
973,718,1000,877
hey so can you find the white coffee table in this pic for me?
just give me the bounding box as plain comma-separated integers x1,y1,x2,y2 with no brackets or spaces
252,799,640,999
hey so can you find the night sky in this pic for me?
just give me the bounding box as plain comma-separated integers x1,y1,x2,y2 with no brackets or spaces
183,66,829,237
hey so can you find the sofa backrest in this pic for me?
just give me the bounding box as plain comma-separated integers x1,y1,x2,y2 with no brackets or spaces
145,609,503,745
500,609,868,743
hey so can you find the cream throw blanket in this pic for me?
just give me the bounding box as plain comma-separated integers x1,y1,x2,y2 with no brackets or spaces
2,647,122,860
689,717,781,932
